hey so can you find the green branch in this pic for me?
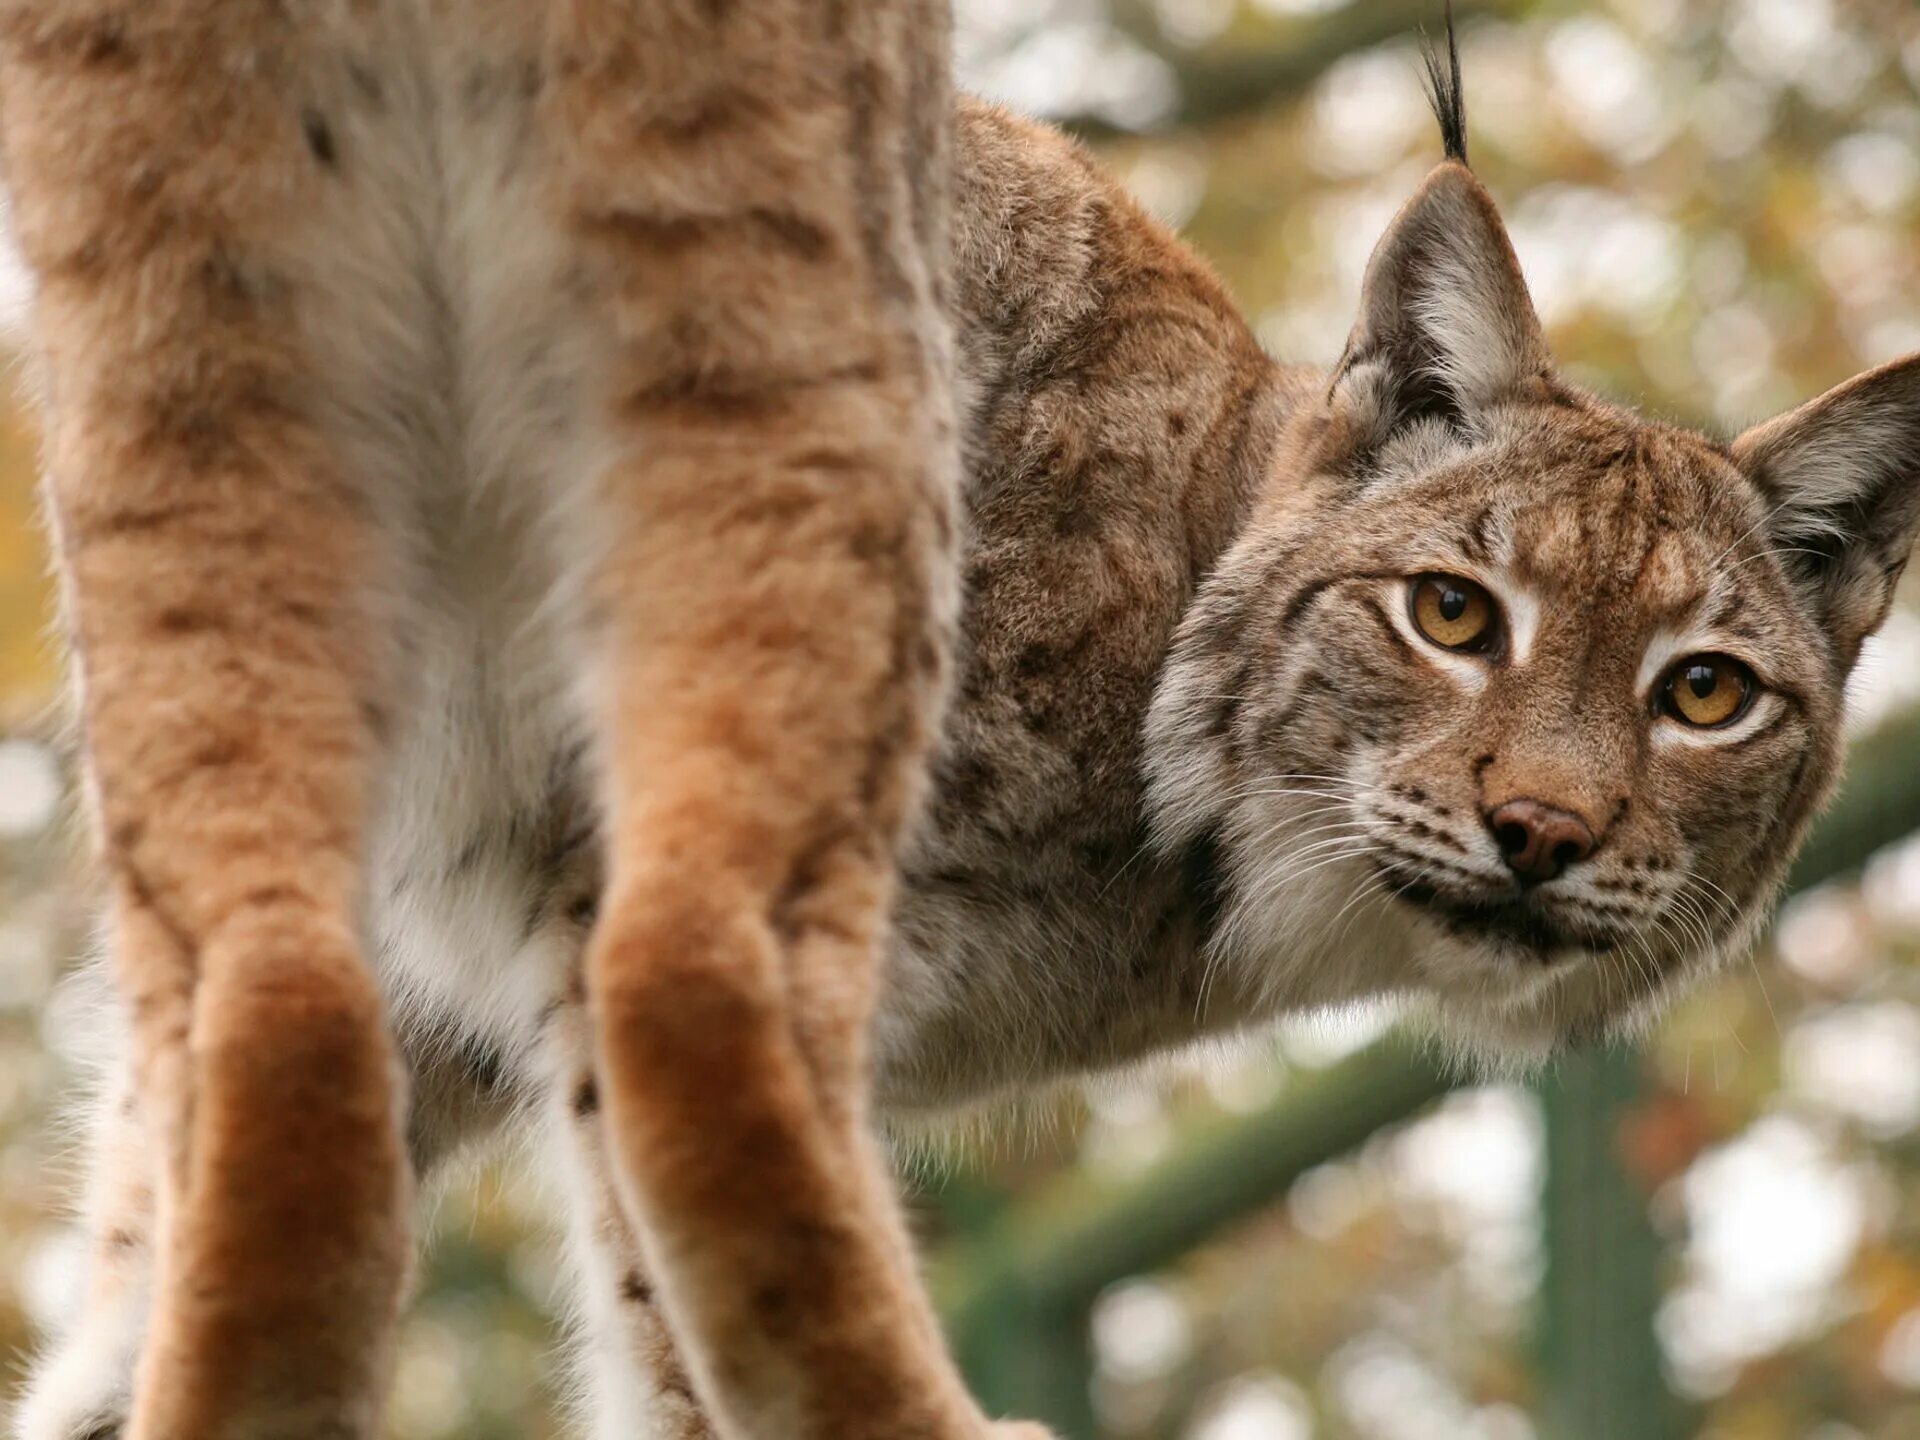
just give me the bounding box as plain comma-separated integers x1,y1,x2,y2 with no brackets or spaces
1060,0,1527,139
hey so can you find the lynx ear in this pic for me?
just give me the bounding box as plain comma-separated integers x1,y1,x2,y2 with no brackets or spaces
1732,354,1920,666
1333,164,1552,437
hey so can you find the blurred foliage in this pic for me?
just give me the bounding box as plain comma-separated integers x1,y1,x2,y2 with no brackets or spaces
3,2,1920,1437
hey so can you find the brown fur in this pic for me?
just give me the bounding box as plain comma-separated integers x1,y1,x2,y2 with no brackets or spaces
0,5,407,1433
2,1,1030,1437
11,14,1920,1440
549,3,997,1433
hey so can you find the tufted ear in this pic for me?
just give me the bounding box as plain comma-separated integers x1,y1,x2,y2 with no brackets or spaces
1732,354,1920,668
1331,163,1553,442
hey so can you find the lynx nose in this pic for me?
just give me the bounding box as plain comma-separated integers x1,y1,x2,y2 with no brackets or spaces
1486,799,1596,883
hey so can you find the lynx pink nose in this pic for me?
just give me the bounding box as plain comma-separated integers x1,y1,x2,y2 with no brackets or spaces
1486,799,1597,883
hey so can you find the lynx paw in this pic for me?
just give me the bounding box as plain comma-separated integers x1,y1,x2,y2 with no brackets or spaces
13,1393,124,1440
12,1340,132,1440
989,1423,1058,1440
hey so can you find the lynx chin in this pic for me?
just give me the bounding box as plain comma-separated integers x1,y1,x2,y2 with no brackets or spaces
8,5,1920,1440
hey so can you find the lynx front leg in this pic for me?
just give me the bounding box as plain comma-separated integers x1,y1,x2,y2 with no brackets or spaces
0,8,407,1437
15,1059,155,1440
544,1,1009,1436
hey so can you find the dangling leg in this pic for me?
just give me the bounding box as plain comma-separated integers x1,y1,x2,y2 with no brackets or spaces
540,0,1029,1434
14,1050,154,1440
0,7,408,1434
13,1010,511,1440
540,976,713,1440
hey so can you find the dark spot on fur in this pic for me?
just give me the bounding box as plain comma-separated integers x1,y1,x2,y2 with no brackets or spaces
347,59,385,106
619,1270,653,1304
583,206,831,265
452,836,487,876
274,596,327,629
911,635,942,679
752,1280,799,1333
1463,506,1498,562
571,1076,599,1117
1168,411,1188,436
189,734,246,769
461,1036,508,1095
941,752,1000,811
619,358,883,424
1013,642,1056,679
1207,694,1238,739
790,447,868,477
42,17,135,69
848,518,905,567
657,1372,699,1404
461,64,502,112
1054,502,1101,538
769,830,847,943
301,110,337,167
155,605,220,635
359,698,392,742
1182,826,1227,950
189,246,277,326
750,208,833,263
104,1227,141,1252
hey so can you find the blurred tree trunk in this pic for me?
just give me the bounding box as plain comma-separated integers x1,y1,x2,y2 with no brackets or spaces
1537,1049,1685,1440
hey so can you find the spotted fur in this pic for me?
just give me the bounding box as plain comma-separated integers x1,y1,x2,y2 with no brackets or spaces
12,9,1920,1440
5,2,1007,1439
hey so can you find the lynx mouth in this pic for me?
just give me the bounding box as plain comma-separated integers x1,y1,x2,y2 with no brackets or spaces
1378,865,1616,959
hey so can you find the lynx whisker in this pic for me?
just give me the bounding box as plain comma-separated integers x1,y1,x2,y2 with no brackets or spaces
1708,494,1802,570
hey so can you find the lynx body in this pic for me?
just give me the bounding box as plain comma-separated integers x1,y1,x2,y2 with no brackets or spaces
11,8,1920,1440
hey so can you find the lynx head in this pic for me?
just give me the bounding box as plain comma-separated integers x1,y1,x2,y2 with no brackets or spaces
1146,29,1920,1063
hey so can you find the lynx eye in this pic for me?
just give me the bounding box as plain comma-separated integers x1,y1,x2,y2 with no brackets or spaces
1661,655,1754,729
1409,575,1497,652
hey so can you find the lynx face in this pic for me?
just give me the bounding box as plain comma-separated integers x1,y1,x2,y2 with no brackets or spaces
1149,161,1920,1061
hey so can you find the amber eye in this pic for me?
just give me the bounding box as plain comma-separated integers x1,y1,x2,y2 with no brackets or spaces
1661,655,1755,729
1409,575,1498,652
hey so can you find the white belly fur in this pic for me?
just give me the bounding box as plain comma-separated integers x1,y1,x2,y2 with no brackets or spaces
291,4,612,1077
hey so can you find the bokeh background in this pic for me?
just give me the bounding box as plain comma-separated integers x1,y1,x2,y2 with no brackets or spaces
3,1,1920,1436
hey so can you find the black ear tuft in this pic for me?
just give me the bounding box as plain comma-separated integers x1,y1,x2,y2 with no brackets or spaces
1422,1,1468,166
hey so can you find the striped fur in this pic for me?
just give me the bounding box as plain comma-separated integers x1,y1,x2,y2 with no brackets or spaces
9,12,1919,1440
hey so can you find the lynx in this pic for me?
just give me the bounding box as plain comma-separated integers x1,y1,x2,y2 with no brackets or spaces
12,6,1920,1440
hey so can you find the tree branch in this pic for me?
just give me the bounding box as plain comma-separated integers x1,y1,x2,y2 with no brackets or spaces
1061,0,1527,139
